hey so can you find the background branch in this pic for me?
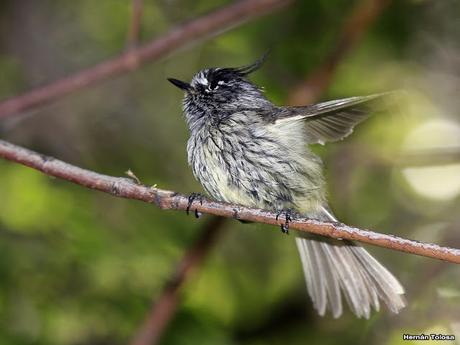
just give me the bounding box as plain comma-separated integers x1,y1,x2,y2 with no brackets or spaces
129,216,226,345
288,0,391,105
395,147,460,167
0,0,292,119
0,138,459,264
126,0,145,49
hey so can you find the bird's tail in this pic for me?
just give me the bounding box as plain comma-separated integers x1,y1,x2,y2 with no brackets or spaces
295,207,405,318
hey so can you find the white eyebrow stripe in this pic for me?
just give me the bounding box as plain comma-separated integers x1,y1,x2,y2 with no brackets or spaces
194,72,208,86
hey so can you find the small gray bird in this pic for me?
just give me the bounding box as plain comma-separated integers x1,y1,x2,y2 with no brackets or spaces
168,55,405,318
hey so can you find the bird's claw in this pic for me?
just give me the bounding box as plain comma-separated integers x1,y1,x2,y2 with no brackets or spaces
186,193,203,218
276,208,294,234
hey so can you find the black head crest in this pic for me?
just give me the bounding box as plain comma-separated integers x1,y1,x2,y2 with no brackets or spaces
232,51,270,76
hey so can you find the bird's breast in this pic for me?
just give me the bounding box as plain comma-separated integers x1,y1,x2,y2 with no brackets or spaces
187,126,256,205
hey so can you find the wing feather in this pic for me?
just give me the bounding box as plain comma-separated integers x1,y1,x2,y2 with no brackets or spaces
275,93,391,144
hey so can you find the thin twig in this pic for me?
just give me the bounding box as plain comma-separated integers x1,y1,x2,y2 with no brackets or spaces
288,0,391,105
126,0,144,49
129,216,226,345
0,0,292,118
0,139,459,264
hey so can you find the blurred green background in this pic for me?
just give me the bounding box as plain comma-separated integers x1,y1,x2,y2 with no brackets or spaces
0,0,460,344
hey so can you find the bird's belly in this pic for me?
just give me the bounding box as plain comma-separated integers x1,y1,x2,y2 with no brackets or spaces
187,122,324,212
188,136,325,213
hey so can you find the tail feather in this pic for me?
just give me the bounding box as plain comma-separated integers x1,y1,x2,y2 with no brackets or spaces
350,246,405,312
298,239,326,315
317,242,343,316
295,207,405,318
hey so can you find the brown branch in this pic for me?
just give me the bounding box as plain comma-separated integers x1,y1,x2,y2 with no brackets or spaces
338,144,460,169
0,139,459,264
288,0,391,105
395,147,460,167
0,0,292,118
129,216,226,345
126,0,144,49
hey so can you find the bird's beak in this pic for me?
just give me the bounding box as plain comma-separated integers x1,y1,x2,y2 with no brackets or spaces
168,78,191,91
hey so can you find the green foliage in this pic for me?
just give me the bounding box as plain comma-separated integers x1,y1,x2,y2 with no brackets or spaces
0,1,459,344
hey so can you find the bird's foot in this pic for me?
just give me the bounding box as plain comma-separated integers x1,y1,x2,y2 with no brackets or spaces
276,208,295,235
186,192,204,218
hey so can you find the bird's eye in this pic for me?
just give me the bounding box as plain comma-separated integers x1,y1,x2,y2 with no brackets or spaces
209,78,220,90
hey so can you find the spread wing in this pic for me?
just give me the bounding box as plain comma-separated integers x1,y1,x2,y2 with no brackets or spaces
274,93,390,144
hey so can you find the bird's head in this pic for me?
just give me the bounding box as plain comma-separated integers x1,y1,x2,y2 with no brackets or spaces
168,54,271,129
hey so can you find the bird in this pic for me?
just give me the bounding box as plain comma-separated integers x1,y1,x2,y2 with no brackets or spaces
168,54,405,319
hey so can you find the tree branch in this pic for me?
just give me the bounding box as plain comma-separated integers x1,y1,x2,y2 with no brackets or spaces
288,0,390,105
0,0,292,118
126,0,144,49
0,139,459,264
395,147,460,167
129,216,226,345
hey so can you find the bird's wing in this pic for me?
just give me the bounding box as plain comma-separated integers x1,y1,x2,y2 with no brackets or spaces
274,93,390,144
